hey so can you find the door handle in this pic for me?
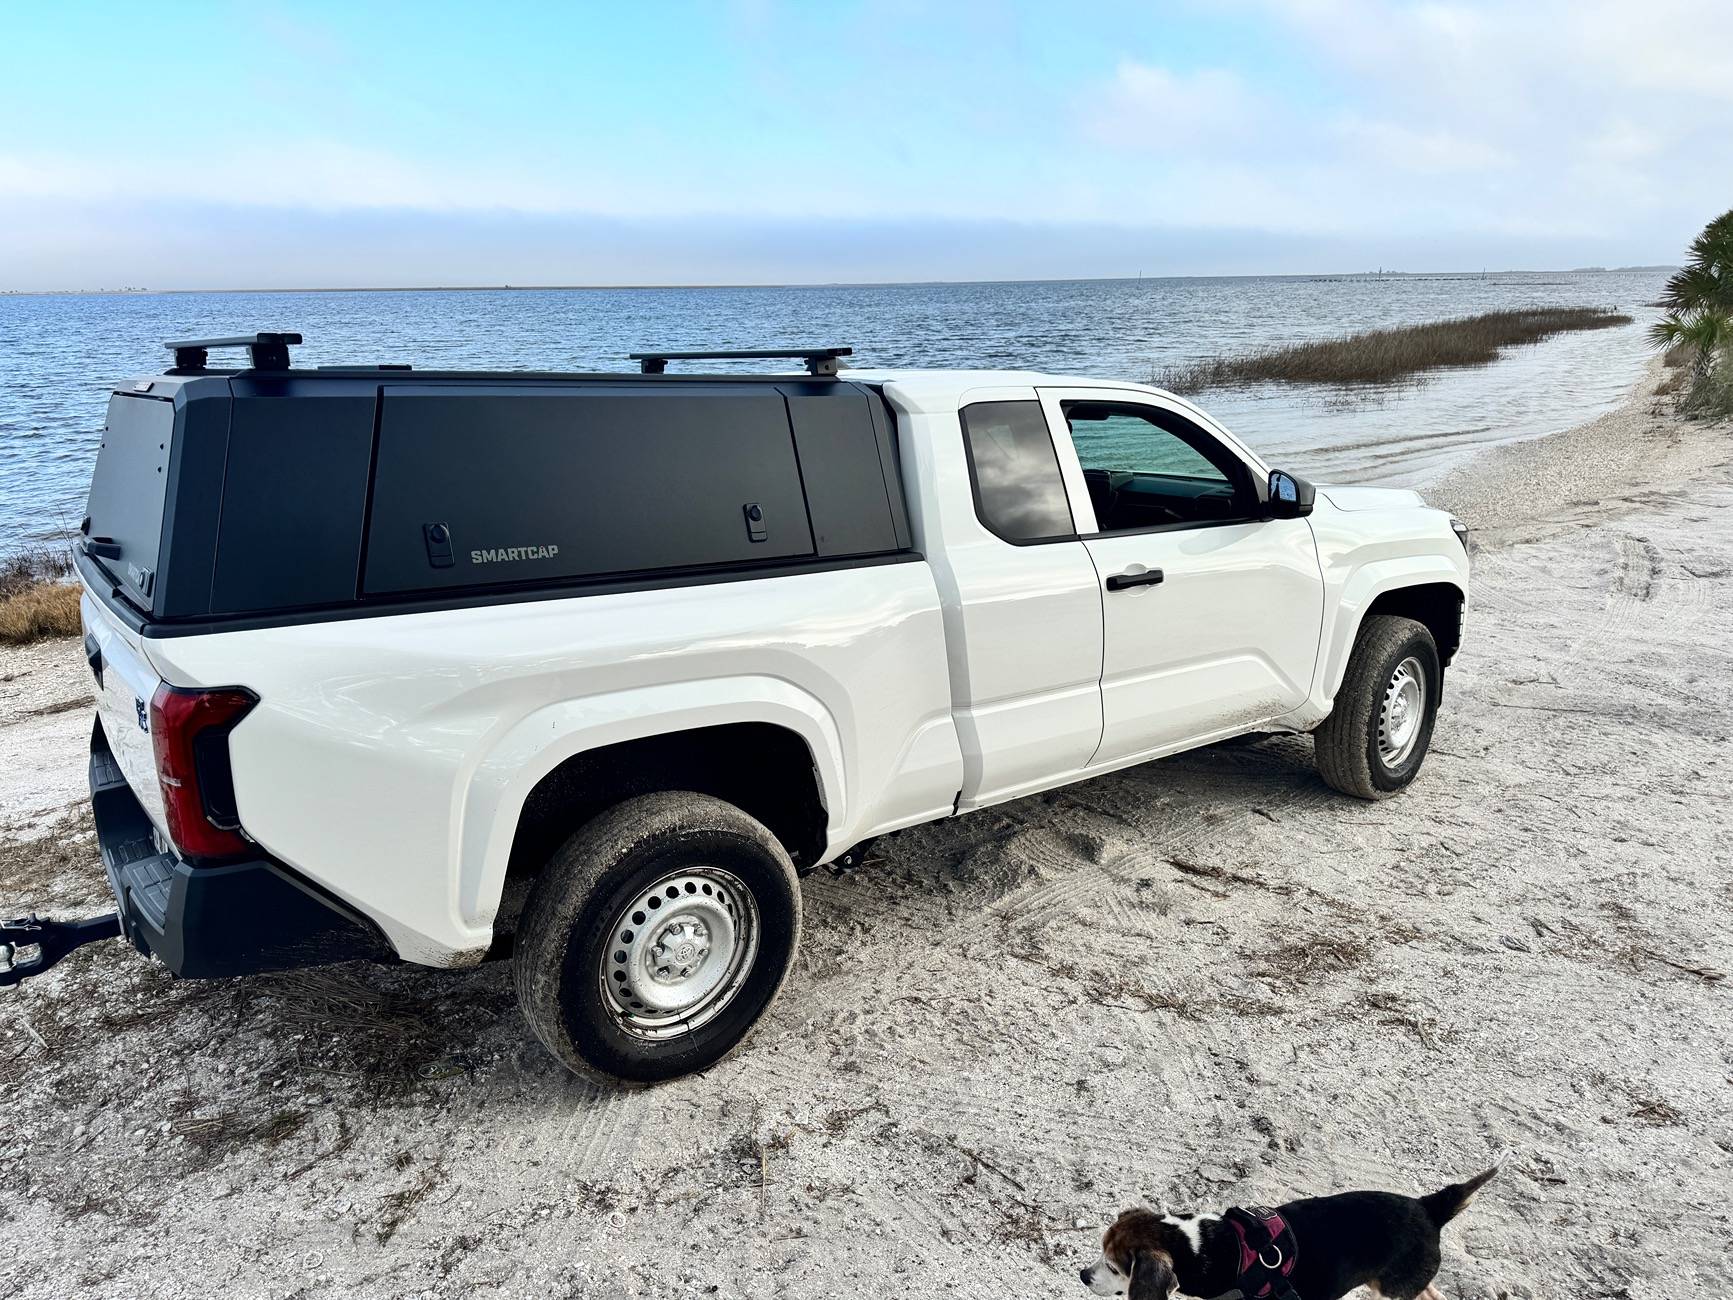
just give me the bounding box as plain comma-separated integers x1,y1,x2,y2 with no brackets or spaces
1105,568,1164,592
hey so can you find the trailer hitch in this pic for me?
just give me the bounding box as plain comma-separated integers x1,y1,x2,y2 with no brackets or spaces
0,912,122,988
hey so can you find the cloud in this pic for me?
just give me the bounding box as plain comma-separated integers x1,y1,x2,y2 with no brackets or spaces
1071,2,1731,249
1333,118,1514,175
1088,63,1268,156
1548,0,1733,101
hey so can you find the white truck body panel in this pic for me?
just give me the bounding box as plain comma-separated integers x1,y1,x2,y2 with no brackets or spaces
145,562,964,965
1082,516,1324,762
1302,499,1470,719
81,589,169,836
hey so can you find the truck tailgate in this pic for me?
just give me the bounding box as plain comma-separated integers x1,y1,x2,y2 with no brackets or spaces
80,588,168,837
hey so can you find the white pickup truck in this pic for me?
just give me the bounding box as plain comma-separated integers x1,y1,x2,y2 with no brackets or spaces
27,336,1469,1083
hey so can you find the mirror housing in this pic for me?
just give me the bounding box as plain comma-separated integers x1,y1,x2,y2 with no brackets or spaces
1266,469,1316,519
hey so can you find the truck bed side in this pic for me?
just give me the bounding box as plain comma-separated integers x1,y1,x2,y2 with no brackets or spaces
141,560,963,966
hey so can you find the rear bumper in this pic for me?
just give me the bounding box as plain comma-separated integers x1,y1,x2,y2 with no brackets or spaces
90,719,393,978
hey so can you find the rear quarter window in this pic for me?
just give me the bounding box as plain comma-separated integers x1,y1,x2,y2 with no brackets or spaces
959,400,1075,544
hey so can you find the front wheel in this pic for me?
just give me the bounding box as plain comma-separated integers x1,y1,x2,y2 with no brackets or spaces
1314,614,1441,800
514,791,802,1084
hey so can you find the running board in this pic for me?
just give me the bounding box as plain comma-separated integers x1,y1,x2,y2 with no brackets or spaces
0,912,122,987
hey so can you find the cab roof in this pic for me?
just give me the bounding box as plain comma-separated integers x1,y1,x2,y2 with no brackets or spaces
846,368,1177,413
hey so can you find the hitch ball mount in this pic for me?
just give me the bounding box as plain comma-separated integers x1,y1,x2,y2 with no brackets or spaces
1,912,122,988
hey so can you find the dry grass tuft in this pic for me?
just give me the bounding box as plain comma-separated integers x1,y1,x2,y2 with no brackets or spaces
255,969,439,1055
1680,362,1733,419
1154,306,1633,393
1354,990,1448,1051
1167,855,1295,896
1249,933,1374,988
0,547,80,646
374,1164,442,1244
1656,365,1693,396
0,807,104,906
0,546,74,599
1628,1097,1685,1126
1084,972,1209,1019
0,584,83,645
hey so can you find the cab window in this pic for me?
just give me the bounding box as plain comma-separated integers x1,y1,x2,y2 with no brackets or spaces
1063,401,1254,534
960,400,1076,543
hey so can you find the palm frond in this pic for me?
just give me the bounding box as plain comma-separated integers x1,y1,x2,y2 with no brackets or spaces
1670,208,1733,310
1659,263,1723,312
1649,318,1687,350
1695,208,1733,261
1682,310,1733,353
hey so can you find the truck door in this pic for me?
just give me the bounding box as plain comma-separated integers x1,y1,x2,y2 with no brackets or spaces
893,387,1105,808
1036,389,1323,767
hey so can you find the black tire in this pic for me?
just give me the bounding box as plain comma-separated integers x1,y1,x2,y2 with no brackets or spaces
514,791,801,1084
1314,614,1441,800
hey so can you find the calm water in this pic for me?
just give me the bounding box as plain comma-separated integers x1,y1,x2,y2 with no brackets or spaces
0,271,1665,557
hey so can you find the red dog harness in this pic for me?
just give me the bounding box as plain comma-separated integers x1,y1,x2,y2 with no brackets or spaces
1224,1205,1301,1300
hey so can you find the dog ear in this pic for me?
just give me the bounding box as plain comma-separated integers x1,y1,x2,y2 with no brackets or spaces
1127,1250,1176,1300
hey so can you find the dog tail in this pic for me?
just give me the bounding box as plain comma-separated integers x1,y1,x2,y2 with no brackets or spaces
1420,1148,1513,1226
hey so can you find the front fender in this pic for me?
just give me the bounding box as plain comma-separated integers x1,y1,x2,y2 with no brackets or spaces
456,676,846,936
1313,554,1468,710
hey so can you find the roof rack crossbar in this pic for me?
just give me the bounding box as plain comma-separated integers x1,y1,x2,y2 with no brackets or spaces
166,332,303,372
628,347,852,378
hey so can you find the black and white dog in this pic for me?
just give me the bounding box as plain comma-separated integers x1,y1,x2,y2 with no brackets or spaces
1080,1154,1507,1300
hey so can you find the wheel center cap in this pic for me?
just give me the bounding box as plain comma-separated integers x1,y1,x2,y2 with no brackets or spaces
647,916,712,985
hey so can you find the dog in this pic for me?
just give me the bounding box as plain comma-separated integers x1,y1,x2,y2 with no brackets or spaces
1080,1154,1508,1300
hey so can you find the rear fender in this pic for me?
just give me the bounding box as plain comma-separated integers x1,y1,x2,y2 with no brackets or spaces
457,676,844,935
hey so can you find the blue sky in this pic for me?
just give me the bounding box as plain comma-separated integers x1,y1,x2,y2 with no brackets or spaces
2,0,1729,288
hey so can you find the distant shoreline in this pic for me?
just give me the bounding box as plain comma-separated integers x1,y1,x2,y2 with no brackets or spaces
0,267,1677,298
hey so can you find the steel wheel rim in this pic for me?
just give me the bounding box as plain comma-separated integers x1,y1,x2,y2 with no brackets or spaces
1377,655,1427,767
598,867,759,1040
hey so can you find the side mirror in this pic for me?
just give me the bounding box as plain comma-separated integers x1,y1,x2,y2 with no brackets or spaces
1266,469,1316,519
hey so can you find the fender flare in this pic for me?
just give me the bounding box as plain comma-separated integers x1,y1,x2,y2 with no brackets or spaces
1316,558,1467,705
454,676,846,936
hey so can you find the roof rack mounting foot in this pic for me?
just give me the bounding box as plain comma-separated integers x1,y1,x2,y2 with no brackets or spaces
628,347,853,378
165,332,303,373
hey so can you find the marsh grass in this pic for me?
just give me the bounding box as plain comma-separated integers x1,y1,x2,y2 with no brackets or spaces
1154,305,1633,394
0,545,79,645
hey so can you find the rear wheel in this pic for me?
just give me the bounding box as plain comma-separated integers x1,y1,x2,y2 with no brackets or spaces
1315,615,1441,800
514,791,802,1084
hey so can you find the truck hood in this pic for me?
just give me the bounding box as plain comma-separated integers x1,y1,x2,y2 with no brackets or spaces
1317,484,1426,512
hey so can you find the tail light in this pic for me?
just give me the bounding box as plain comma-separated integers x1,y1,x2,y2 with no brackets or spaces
150,684,258,861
